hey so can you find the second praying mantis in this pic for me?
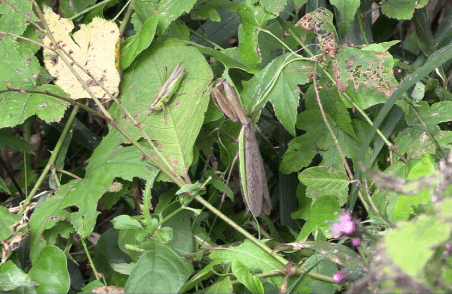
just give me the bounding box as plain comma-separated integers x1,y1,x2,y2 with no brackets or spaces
211,79,272,217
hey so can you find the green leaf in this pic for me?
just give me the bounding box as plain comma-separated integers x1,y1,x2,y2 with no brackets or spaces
296,7,337,56
117,40,212,177
384,214,452,278
42,221,73,245
332,45,398,109
237,2,273,66
209,240,305,288
196,45,259,74
133,0,197,36
260,0,288,16
166,211,194,255
304,83,357,139
59,0,96,17
393,154,435,221
0,85,69,128
411,81,425,101
280,110,372,174
204,276,233,294
29,128,159,262
0,38,40,89
0,260,37,292
303,257,338,293
296,195,341,241
0,178,10,195
180,262,215,292
94,229,131,284
124,242,194,293
111,215,144,230
155,0,197,35
353,41,452,209
176,182,204,195
190,0,222,22
232,260,264,294
241,53,313,136
81,280,104,294
0,0,33,36
381,0,429,20
120,15,158,70
28,246,70,294
111,262,136,276
330,0,360,37
298,167,349,205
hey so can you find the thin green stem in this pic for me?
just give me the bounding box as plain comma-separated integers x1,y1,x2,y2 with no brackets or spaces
19,106,79,214
69,0,115,20
195,195,287,265
187,26,224,50
81,237,102,282
257,28,294,53
0,156,24,200
276,17,314,57
118,0,135,34
357,10,369,45
406,98,445,157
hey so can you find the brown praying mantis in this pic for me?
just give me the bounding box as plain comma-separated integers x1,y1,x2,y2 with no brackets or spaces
211,79,272,217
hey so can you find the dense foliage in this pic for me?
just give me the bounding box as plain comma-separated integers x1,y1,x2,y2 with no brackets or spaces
0,0,452,293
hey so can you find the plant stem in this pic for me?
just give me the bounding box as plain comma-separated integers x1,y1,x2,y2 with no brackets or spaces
69,0,115,20
187,26,224,50
81,237,102,282
19,106,79,214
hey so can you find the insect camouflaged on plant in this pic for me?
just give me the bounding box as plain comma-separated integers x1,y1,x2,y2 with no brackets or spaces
148,63,186,113
211,79,272,217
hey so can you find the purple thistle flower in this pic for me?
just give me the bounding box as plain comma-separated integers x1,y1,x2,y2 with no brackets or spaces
333,271,343,283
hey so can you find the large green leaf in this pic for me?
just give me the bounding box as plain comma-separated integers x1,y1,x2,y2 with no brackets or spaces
124,242,194,293
28,246,70,294
393,154,435,221
204,277,233,293
209,240,309,290
381,0,429,20
332,43,399,110
0,38,69,128
117,40,212,177
353,41,452,209
280,109,372,174
330,0,360,37
296,195,341,241
241,53,313,136
383,214,452,278
133,0,197,36
0,0,33,36
121,15,158,70
260,0,288,16
237,2,272,66
232,260,264,294
298,167,349,205
0,260,37,292
29,128,159,262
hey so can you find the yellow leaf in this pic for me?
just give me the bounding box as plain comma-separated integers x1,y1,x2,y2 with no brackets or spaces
42,6,120,100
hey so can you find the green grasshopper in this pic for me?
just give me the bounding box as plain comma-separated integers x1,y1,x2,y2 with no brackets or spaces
148,63,186,113
211,79,272,217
